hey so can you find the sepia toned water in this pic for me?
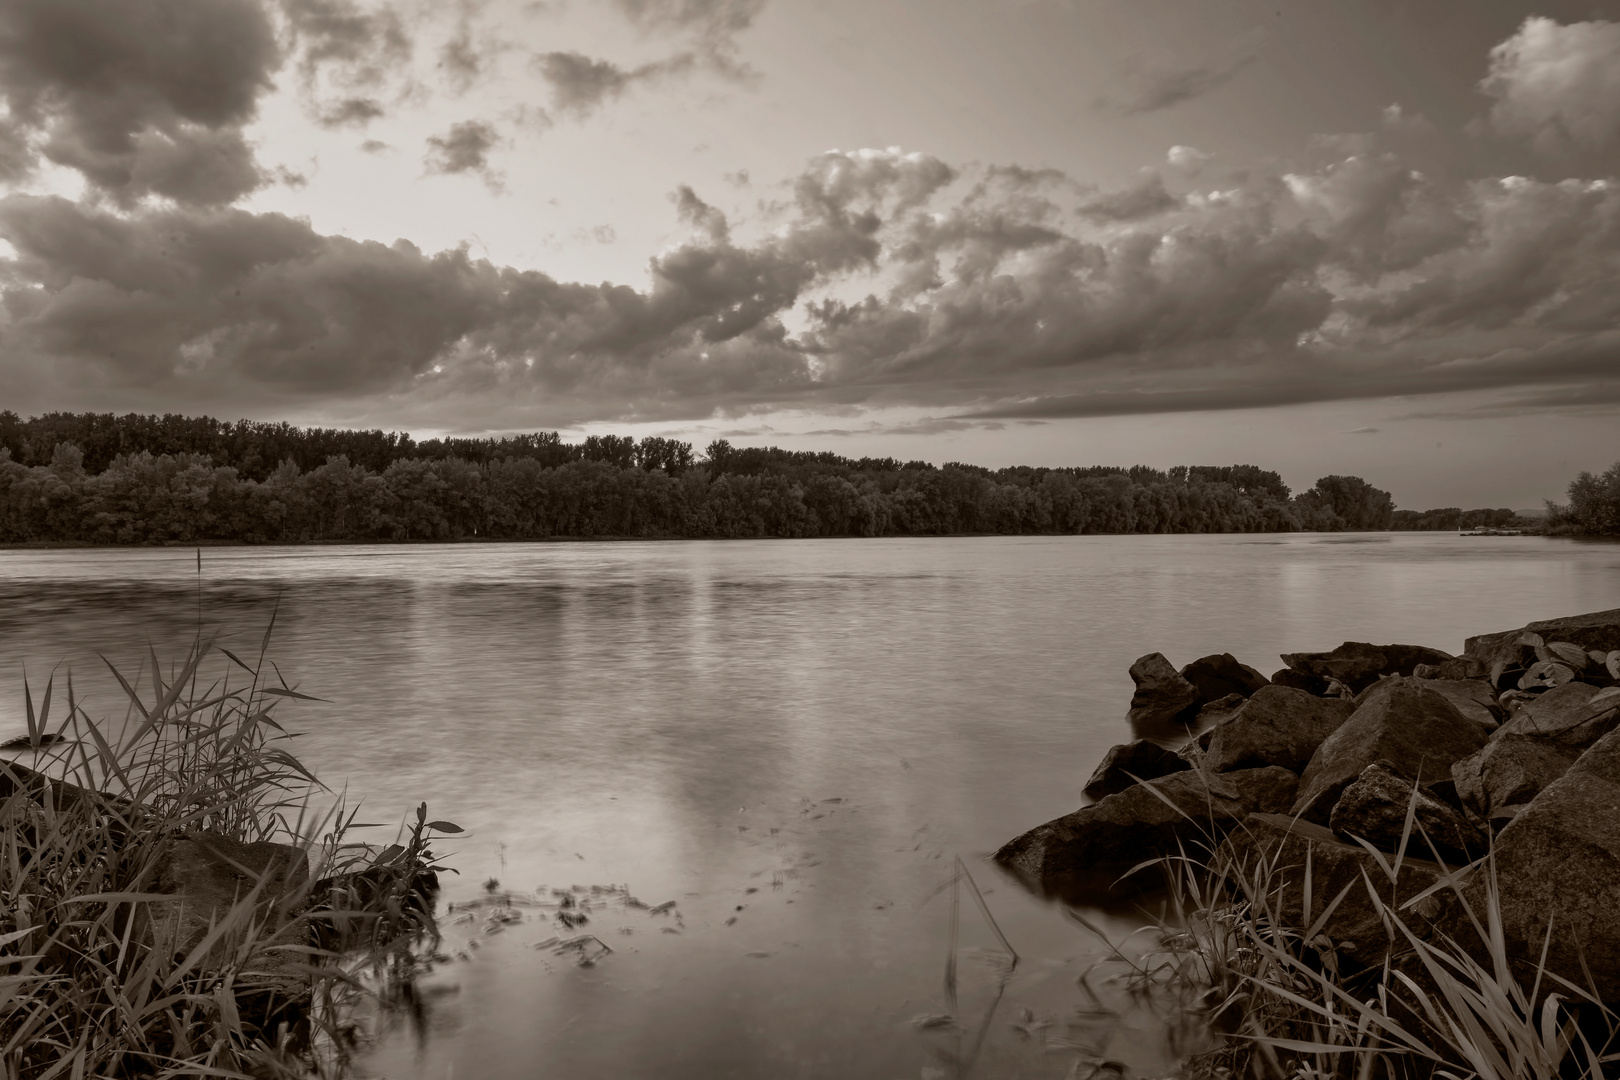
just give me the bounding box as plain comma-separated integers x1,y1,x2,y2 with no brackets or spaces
3,534,1619,1079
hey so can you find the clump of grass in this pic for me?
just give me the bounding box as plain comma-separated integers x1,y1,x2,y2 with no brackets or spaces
1067,792,1620,1080
0,627,458,1079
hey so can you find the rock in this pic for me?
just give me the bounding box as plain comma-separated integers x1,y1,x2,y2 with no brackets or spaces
1413,657,1487,680
1483,726,1620,1002
1127,653,1201,729
1466,609,1620,684
1328,762,1486,862
149,831,311,964
1451,736,1580,821
1357,675,1501,731
1178,654,1269,705
995,766,1298,897
1269,667,1331,695
1278,642,1456,695
1494,682,1620,750
1083,740,1190,800
1202,685,1356,774
1291,679,1488,824
1219,814,1455,970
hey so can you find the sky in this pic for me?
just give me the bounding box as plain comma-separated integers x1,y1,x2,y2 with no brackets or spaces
0,0,1618,508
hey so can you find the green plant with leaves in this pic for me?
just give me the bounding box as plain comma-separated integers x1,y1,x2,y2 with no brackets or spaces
0,626,458,1079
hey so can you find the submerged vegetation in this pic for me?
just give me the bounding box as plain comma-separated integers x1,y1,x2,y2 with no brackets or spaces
0,631,457,1078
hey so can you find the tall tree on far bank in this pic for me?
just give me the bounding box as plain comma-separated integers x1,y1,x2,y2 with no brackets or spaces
1294,475,1395,530
1547,461,1620,536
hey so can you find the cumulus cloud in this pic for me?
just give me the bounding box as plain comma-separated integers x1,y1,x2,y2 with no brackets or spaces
1481,17,1620,149
0,0,277,204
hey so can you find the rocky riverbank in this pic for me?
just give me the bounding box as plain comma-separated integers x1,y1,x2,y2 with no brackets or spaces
996,607,1620,1001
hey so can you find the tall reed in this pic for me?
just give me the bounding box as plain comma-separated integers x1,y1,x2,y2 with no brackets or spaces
0,627,457,1079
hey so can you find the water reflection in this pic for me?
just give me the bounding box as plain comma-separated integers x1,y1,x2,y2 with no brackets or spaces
1,534,1617,1079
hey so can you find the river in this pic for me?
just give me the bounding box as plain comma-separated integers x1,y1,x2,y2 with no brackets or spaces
2,534,1617,1079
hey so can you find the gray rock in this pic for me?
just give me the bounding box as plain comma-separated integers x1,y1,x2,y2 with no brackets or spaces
1220,814,1455,970
1494,682,1620,750
995,766,1298,895
1203,685,1356,774
1413,657,1487,680
1328,762,1486,862
1465,608,1620,681
1451,735,1580,820
1291,679,1488,824
1357,675,1501,731
1127,652,1201,728
1178,653,1269,705
1269,667,1331,695
1082,740,1190,800
149,831,311,965
1483,725,1620,1002
1279,642,1456,695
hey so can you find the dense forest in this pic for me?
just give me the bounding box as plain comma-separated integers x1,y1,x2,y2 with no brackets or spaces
0,410,1541,544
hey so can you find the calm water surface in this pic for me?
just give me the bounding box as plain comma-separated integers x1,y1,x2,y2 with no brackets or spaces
3,534,1619,1079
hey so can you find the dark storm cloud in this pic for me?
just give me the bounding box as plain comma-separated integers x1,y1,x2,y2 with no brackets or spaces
0,0,278,204
7,111,1620,428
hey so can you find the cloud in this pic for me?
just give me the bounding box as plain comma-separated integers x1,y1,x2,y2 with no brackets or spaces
1481,17,1620,150
1166,145,1212,172
424,119,501,186
0,0,278,204
1343,427,1380,434
283,0,413,127
1098,50,1255,116
7,137,1620,430
1078,172,1180,223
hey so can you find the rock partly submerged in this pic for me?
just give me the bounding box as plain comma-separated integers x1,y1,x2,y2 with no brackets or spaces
998,606,1620,1001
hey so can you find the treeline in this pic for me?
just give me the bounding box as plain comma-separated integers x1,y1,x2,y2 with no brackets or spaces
0,411,1415,544
1390,507,1522,531
1546,461,1620,536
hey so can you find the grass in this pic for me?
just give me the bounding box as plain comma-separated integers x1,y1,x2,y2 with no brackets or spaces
0,624,458,1079
1062,782,1620,1080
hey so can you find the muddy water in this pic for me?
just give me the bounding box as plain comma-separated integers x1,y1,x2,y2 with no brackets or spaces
2,534,1616,1079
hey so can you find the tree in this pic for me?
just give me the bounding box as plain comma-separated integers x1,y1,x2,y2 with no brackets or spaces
1547,461,1620,536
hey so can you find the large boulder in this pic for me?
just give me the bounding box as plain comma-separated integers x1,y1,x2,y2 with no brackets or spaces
1482,726,1620,1002
1328,762,1485,862
1465,608,1620,680
995,766,1298,896
148,831,311,964
1355,675,1501,731
1202,685,1356,774
1083,740,1190,800
1451,736,1580,821
1127,653,1201,729
1291,679,1489,824
1219,814,1456,970
1278,642,1457,695
1178,654,1269,705
1269,667,1331,695
1494,682,1620,750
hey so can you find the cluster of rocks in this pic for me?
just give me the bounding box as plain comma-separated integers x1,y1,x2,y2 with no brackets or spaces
995,607,1620,999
